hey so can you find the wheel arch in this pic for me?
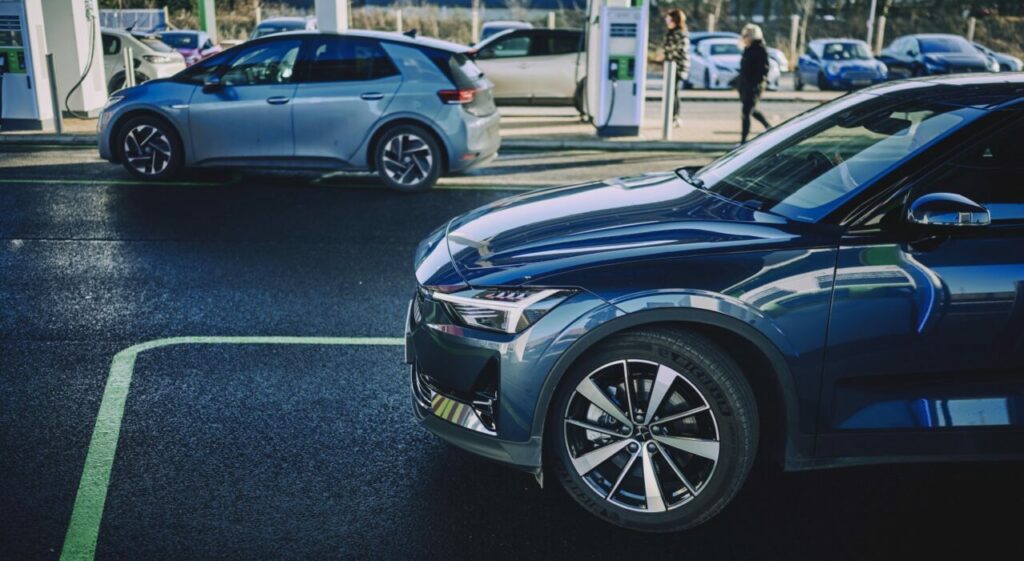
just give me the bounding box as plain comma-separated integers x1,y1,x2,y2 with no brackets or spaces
533,307,807,470
364,116,451,174
107,108,185,164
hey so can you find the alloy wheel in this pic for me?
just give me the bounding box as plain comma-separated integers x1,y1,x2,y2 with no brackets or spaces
381,133,434,187
123,124,173,176
563,359,720,513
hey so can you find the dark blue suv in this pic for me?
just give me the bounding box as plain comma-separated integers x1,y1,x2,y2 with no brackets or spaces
406,75,1024,532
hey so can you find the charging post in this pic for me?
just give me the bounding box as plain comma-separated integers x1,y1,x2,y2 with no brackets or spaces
584,0,650,137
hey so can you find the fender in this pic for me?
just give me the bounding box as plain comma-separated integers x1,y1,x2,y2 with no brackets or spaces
530,297,812,468
106,102,191,163
357,112,454,171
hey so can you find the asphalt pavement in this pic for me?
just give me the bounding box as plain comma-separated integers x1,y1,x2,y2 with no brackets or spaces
2,146,1022,561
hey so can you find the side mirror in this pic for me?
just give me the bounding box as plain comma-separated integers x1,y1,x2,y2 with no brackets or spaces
476,48,495,60
906,192,991,229
202,74,223,92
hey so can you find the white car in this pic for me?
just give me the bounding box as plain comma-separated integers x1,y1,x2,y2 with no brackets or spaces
101,28,186,93
688,38,780,90
471,28,585,108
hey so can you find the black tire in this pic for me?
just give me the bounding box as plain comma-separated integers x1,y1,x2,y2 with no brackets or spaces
794,72,804,91
817,72,829,91
374,124,442,192
704,68,711,89
548,328,758,532
116,115,184,181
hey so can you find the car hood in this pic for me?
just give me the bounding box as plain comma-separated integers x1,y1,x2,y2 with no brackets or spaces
711,54,741,68
419,173,813,288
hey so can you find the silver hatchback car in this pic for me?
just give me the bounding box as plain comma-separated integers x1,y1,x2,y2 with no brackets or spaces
98,30,501,191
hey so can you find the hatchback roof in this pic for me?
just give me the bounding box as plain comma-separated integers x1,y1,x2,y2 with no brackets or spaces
862,74,1024,110
253,29,471,53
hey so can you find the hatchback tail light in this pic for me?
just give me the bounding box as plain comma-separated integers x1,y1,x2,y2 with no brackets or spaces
437,88,477,104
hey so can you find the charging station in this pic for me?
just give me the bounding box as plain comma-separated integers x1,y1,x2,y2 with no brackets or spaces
0,0,105,131
584,0,649,137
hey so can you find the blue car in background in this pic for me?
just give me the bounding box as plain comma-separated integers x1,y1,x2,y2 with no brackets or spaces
407,74,1024,532
879,34,993,79
796,38,887,90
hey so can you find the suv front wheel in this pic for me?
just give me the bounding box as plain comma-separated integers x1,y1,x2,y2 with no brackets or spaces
375,125,441,192
117,115,183,181
548,329,758,532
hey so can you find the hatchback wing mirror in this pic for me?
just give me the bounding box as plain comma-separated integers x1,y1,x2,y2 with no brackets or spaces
203,74,223,92
906,192,991,229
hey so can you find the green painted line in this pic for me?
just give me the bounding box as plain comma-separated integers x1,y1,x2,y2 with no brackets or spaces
59,335,404,561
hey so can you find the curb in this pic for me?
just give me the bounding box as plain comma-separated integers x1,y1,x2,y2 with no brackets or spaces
0,133,731,153
0,134,97,147
502,139,731,152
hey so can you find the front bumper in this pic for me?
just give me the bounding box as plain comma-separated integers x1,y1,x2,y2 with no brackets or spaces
403,286,615,472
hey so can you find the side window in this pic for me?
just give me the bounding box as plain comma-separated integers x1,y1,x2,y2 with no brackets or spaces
202,39,214,50
303,37,398,82
176,49,233,84
489,33,531,58
907,39,919,55
548,32,583,55
102,34,121,56
911,114,1024,224
221,39,301,86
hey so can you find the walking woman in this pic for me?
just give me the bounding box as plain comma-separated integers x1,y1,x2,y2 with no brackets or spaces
737,23,771,143
662,8,690,126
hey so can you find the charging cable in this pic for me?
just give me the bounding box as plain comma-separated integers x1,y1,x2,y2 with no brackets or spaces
64,1,98,119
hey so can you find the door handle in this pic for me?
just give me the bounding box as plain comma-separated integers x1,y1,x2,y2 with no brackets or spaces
266,96,290,105
360,92,385,100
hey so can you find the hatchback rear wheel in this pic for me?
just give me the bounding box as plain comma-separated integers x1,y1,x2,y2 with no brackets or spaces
549,329,758,532
375,125,441,192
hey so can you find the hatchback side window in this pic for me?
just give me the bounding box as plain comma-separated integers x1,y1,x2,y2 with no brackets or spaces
546,32,583,55
909,114,1024,224
221,39,301,86
487,33,531,58
303,37,398,82
102,34,121,55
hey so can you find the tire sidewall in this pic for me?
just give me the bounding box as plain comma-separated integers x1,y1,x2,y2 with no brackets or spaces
117,115,184,181
547,330,757,532
375,125,442,192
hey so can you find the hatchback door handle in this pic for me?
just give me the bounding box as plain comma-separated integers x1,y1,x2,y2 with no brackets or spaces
360,92,385,100
266,96,290,105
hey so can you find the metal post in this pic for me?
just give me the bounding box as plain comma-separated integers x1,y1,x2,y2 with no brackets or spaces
163,6,171,30
198,0,218,42
789,15,800,70
255,1,262,25
662,60,676,140
548,11,555,29
874,15,886,55
45,53,63,135
707,13,716,33
865,0,877,47
123,46,135,88
471,0,481,43
966,16,977,43
396,9,402,33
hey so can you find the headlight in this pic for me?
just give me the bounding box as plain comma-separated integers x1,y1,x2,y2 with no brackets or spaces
827,62,840,75
142,54,177,64
432,287,575,334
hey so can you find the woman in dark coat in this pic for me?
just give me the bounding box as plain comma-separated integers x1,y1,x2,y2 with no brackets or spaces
662,8,690,126
737,24,771,143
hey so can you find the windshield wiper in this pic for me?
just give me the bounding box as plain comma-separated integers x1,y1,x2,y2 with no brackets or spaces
674,167,705,190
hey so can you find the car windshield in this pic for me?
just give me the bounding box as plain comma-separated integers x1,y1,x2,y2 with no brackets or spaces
710,43,741,56
920,37,972,54
822,42,871,60
160,33,197,48
252,21,304,38
695,93,985,222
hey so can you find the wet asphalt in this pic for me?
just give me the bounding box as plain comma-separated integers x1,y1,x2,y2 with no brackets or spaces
1,147,1022,561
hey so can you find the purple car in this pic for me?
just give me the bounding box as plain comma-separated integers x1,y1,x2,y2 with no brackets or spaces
157,30,222,66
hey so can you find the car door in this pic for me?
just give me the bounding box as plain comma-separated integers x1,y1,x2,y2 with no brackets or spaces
188,37,301,163
473,31,533,100
820,110,1024,459
526,30,583,101
798,46,819,84
291,36,402,165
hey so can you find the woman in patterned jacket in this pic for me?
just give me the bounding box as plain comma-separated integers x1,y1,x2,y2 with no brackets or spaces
662,8,690,127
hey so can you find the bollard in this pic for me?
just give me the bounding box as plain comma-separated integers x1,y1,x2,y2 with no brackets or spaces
662,60,676,141
966,16,976,43
789,15,800,71
123,46,135,89
548,12,555,29
396,9,403,33
471,0,480,43
874,15,886,55
45,53,64,135
707,13,716,33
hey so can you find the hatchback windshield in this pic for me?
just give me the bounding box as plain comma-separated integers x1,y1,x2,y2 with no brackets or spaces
696,93,985,222
920,37,972,54
822,42,871,60
710,43,741,56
